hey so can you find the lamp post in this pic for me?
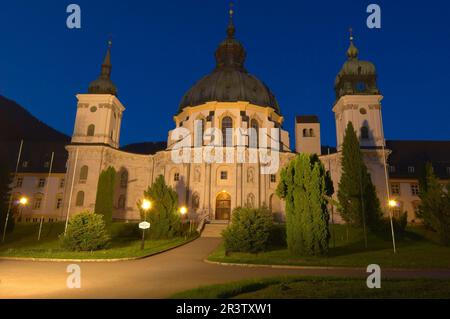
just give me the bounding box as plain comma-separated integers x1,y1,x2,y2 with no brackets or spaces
388,199,398,254
179,206,188,239
4,196,28,240
140,199,152,250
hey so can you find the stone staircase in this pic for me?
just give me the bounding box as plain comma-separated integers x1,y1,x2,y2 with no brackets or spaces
201,221,229,238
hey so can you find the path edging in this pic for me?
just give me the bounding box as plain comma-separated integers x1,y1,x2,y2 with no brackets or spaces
204,259,450,272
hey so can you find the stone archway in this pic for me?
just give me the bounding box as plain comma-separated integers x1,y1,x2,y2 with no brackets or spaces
215,192,231,220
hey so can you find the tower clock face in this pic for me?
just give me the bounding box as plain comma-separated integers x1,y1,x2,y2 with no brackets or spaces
356,82,366,92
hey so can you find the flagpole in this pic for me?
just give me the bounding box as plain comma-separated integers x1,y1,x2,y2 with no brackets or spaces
64,148,79,235
2,139,24,243
38,152,54,241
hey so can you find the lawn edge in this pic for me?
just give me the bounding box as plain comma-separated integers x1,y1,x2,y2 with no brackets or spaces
204,258,450,272
0,235,199,263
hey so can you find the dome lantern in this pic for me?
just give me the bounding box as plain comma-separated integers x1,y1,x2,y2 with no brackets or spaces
88,40,118,96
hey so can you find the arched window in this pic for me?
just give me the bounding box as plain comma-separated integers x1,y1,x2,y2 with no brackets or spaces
195,119,205,147
79,166,88,183
249,119,259,148
120,171,128,188
361,126,369,140
303,129,309,137
75,191,85,207
87,124,95,137
118,195,126,209
222,116,233,146
309,129,315,137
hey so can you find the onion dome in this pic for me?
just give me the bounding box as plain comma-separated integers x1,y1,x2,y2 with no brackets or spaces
178,12,280,114
334,31,380,101
88,41,118,96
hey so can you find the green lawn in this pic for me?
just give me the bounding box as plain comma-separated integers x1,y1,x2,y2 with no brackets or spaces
208,225,450,269
172,276,450,299
0,222,196,259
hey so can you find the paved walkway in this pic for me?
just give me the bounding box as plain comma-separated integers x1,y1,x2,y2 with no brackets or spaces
1,238,450,299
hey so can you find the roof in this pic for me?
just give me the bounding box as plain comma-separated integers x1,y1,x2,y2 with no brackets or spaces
178,20,280,114
120,142,167,155
1,140,68,174
387,140,450,180
296,115,320,124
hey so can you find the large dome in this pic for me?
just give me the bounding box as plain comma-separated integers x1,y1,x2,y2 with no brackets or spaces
178,21,280,114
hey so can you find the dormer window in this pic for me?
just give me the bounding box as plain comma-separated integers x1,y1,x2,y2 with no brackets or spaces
408,166,415,174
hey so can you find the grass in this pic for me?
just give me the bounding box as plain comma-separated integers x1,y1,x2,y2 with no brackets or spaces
208,225,450,269
172,276,450,299
0,222,196,259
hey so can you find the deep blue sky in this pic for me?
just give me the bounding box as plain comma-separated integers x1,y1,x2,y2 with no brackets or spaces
1,0,449,146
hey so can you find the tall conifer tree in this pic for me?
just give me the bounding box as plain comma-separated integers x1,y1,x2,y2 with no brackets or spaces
94,166,116,227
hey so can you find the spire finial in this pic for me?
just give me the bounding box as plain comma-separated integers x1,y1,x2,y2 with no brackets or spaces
346,27,359,60
227,1,236,38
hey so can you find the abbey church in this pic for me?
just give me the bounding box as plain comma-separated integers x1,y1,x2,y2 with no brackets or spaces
4,11,450,225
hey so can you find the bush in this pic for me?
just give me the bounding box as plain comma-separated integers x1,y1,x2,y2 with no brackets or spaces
60,212,111,251
375,212,408,240
268,224,287,247
109,222,140,239
223,206,273,254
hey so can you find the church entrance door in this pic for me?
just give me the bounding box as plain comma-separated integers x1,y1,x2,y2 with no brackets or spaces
215,192,231,220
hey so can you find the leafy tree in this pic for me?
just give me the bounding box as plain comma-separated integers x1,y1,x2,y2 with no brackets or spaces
142,175,181,239
419,163,450,246
223,206,273,253
94,166,116,228
60,212,111,251
337,122,382,231
0,157,13,236
277,153,331,256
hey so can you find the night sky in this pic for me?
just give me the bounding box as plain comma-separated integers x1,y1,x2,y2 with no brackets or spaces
1,0,449,147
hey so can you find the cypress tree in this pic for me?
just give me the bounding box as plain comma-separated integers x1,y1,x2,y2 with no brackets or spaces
419,163,450,246
94,166,116,227
277,154,331,256
142,175,181,239
337,122,382,232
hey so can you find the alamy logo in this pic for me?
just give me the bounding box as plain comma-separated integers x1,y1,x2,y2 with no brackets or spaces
366,4,381,29
66,4,81,29
66,264,81,289
170,121,280,174
366,264,381,289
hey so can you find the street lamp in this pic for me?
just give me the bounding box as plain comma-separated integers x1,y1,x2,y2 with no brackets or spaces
140,199,152,250
179,206,189,239
387,199,398,254
19,197,28,206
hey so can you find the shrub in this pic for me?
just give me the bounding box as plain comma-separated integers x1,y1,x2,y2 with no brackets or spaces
60,212,111,251
268,224,287,247
376,212,408,239
223,206,273,254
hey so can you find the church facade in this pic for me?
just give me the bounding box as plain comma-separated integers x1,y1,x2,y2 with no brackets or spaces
61,19,391,224
7,17,450,225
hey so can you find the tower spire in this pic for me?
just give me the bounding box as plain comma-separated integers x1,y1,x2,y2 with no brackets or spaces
346,27,359,60
227,0,235,39
88,38,117,95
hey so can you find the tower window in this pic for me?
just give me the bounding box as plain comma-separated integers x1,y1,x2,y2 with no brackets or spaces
303,129,309,137
87,124,95,137
250,119,259,148
361,126,369,140
76,191,85,207
222,117,233,146
309,129,315,137
79,166,88,183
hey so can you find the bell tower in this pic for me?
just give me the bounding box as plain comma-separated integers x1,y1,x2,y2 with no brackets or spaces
333,30,385,151
71,41,125,149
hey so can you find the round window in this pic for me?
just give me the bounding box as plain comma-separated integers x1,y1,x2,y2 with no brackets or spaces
360,108,367,115
90,106,98,113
